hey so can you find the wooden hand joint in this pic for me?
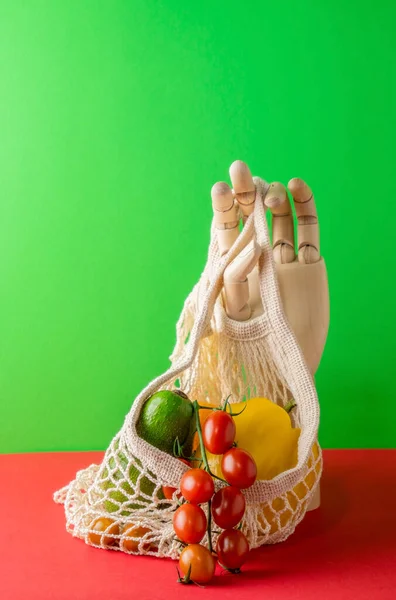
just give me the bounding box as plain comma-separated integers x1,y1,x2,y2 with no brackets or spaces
211,182,240,255
229,160,256,220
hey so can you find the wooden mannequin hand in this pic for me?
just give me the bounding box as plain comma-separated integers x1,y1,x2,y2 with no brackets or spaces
265,177,329,375
212,161,329,376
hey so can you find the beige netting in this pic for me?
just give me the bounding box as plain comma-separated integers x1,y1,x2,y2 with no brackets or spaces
54,177,322,558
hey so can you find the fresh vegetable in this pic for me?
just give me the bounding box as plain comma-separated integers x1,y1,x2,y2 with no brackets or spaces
102,479,165,514
216,529,249,571
211,486,245,529
100,440,165,514
173,399,256,585
197,397,301,482
178,544,216,585
180,469,214,504
202,410,236,455
162,486,177,500
192,397,321,537
221,448,257,489
173,503,207,544
137,390,194,455
87,517,120,546
100,388,195,516
120,524,153,553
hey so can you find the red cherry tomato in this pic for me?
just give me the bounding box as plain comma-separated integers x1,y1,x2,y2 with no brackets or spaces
162,486,177,499
202,411,236,455
211,486,245,529
216,529,249,571
221,448,257,489
180,469,214,504
179,544,216,584
173,503,207,544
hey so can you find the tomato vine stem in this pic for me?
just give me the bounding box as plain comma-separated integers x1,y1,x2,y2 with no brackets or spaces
193,400,228,484
193,400,228,554
207,499,213,553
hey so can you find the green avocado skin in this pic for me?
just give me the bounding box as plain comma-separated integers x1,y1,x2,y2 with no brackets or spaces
136,390,194,455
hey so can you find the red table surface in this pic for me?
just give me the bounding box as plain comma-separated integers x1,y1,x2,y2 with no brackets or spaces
1,450,395,600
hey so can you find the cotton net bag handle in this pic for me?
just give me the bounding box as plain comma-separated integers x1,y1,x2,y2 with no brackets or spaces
122,178,320,501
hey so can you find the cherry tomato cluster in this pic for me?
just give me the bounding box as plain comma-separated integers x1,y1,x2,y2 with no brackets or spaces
174,402,258,586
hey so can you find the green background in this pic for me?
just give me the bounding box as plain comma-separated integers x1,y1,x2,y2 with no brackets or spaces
1,1,395,453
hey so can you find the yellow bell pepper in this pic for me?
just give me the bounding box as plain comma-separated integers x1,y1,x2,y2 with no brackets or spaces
198,397,300,481
195,397,321,536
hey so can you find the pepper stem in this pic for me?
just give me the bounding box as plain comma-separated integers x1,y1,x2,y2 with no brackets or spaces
284,399,297,414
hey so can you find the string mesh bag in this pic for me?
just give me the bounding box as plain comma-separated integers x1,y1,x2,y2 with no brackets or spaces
54,177,322,558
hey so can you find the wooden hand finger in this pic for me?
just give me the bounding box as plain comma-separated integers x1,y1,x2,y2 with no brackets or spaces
223,241,261,321
229,160,256,221
288,178,320,264
264,182,295,264
211,182,240,256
